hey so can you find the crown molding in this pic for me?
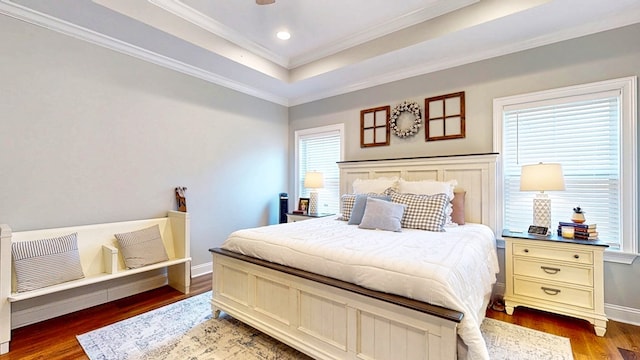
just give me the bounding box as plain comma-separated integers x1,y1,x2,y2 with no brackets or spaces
288,10,640,106
288,0,479,68
148,0,290,68
3,0,640,108
0,0,289,106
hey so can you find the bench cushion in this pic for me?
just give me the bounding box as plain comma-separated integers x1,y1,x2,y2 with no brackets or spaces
11,233,85,292
115,225,169,269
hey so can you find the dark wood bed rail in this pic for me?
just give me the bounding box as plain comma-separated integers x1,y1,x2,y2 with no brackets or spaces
210,248,464,323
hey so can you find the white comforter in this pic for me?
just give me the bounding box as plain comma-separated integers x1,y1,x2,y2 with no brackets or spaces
221,216,499,360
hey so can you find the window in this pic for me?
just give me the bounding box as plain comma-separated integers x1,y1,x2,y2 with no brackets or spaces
295,124,344,214
494,77,637,263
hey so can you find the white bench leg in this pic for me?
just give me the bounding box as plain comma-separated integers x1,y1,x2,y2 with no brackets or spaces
167,261,191,294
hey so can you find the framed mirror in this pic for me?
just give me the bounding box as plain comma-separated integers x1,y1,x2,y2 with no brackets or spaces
360,105,390,147
425,92,465,141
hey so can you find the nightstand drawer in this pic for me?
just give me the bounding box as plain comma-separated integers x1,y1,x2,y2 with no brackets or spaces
513,244,593,265
513,277,594,309
513,258,593,286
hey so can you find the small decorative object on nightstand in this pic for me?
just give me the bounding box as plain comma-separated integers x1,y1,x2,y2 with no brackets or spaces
286,212,334,223
502,230,608,336
571,206,586,223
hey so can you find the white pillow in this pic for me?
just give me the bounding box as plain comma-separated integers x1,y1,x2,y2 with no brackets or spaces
397,179,457,200
352,177,398,194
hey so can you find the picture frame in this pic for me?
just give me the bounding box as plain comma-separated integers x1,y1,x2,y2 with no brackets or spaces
298,198,310,214
425,91,465,141
360,105,390,147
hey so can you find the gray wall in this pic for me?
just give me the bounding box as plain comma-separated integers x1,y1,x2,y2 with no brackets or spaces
290,24,640,312
0,15,288,268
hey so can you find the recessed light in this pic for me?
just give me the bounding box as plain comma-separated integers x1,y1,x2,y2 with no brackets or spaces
276,31,291,40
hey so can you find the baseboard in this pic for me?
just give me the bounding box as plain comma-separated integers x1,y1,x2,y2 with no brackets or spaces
11,273,167,329
605,303,640,326
192,261,212,278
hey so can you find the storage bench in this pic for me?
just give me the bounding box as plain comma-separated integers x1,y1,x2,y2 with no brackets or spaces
0,210,191,354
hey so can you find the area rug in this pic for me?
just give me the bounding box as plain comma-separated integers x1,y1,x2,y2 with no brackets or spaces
77,292,573,360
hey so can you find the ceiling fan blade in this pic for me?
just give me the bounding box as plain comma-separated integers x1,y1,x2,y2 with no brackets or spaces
256,0,275,4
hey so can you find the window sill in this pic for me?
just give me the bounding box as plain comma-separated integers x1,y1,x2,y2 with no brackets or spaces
604,251,638,265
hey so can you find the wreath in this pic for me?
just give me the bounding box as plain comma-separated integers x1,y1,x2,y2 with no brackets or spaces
390,101,422,138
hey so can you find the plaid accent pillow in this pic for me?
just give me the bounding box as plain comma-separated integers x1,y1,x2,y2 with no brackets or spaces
337,194,357,221
386,189,449,231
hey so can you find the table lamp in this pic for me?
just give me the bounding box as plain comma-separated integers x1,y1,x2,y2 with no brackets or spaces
304,171,324,214
520,162,565,232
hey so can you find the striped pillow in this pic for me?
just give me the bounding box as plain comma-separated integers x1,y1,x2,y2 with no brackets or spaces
12,233,85,293
386,189,449,231
115,225,169,269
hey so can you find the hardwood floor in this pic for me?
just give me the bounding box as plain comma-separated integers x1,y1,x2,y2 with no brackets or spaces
0,276,211,360
1,274,638,359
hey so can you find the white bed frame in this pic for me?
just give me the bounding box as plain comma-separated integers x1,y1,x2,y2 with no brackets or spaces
211,153,498,360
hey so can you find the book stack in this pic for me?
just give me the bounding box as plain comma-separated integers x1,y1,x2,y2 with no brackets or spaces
557,222,598,240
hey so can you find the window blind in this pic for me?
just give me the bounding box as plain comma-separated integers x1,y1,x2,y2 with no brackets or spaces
503,94,621,248
298,129,341,214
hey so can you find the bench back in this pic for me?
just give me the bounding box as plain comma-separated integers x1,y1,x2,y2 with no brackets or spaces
5,211,189,289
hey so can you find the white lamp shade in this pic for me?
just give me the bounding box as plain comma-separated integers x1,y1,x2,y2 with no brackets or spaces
520,163,565,192
304,171,324,189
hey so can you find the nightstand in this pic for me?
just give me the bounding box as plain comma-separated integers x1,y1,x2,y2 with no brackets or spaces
502,230,608,336
286,212,334,223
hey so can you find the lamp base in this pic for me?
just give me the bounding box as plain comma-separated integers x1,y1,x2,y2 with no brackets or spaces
532,193,551,232
309,191,319,214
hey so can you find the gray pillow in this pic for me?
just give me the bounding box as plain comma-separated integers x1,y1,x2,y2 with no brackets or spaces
115,225,169,269
348,194,392,225
12,233,85,292
358,198,406,232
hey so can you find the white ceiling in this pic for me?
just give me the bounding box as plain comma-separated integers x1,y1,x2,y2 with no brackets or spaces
2,0,640,106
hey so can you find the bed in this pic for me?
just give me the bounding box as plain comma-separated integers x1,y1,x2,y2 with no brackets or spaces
210,153,499,360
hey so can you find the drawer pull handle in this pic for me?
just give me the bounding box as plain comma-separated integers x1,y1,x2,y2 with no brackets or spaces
541,266,561,274
541,287,561,296
523,249,529,253
574,254,580,259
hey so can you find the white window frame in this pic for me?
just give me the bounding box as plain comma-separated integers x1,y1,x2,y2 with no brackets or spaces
493,76,637,264
294,124,345,213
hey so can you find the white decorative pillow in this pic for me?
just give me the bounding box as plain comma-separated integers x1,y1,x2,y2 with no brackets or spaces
115,225,169,269
397,179,457,200
12,233,85,292
358,198,405,232
386,189,449,231
352,177,399,194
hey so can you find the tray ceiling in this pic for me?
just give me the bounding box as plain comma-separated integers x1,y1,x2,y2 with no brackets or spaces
2,0,640,106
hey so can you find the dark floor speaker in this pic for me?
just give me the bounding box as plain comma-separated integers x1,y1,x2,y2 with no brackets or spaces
279,193,288,223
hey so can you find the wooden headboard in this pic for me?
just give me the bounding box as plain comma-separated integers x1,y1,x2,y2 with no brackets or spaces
338,153,499,231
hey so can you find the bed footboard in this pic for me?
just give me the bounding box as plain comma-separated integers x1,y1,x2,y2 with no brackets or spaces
210,248,461,360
